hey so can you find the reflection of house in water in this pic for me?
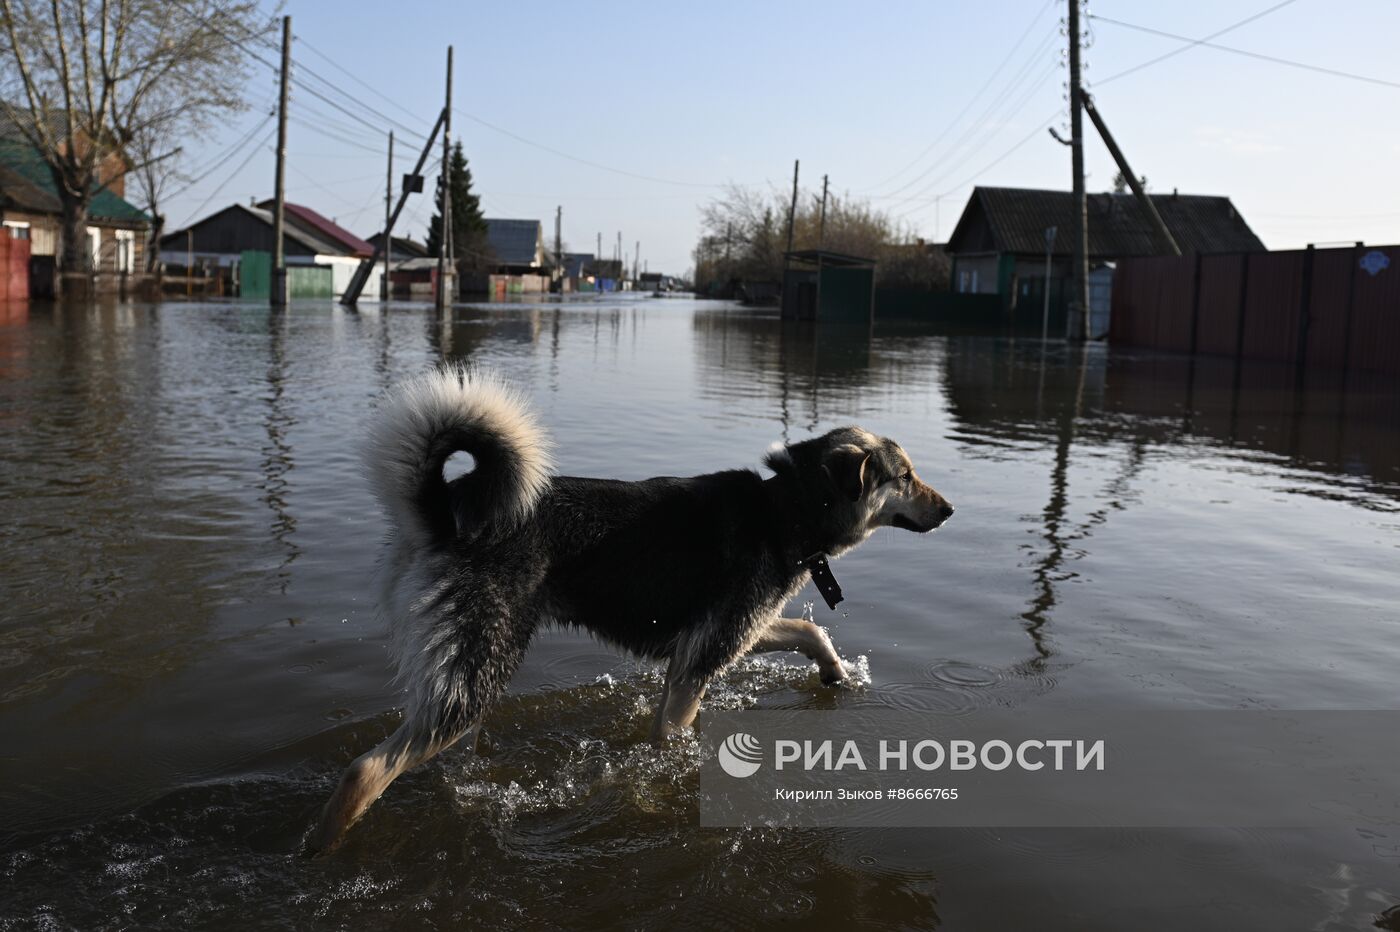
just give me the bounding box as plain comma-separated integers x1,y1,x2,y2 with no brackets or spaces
941,338,1400,657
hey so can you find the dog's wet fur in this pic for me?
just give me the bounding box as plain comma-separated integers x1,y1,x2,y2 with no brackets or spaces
309,366,953,852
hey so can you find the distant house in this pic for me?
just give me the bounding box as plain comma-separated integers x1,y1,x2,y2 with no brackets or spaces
365,232,429,261
0,115,149,298
946,186,1265,326
159,201,382,298
485,218,544,273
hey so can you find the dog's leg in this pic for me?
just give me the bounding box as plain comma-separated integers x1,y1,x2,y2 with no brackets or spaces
650,653,708,745
307,720,468,855
748,617,847,685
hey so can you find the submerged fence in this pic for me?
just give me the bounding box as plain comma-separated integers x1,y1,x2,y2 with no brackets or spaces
1111,244,1400,377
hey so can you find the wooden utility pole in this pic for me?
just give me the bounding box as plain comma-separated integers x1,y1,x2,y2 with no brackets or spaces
554,205,562,292
1067,0,1089,340
616,231,622,279
271,14,291,307
382,130,393,300
634,240,639,279
786,159,800,255
435,46,454,311
596,232,602,267
818,174,829,248
1081,93,1179,256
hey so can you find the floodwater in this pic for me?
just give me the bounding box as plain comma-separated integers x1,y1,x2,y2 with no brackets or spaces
2,296,1399,930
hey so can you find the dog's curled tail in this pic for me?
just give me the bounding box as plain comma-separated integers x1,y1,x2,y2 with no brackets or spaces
367,366,552,548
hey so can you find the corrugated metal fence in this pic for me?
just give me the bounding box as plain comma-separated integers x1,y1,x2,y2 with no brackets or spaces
0,233,31,300
1112,245,1400,376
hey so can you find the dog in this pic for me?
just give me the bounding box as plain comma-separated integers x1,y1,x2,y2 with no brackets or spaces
308,366,953,851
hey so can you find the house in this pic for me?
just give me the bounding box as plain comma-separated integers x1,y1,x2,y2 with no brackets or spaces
256,199,375,297
365,232,430,261
485,218,544,273
0,115,150,298
945,186,1265,332
484,218,547,297
159,201,382,299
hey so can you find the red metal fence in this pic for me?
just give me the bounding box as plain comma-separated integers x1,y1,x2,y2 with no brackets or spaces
0,234,30,301
1112,245,1400,376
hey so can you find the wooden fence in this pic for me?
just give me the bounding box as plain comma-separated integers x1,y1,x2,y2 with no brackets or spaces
1111,244,1400,376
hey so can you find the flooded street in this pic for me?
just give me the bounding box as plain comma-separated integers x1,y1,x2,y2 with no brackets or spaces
2,296,1399,929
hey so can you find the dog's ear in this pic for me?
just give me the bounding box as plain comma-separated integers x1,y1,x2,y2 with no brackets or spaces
822,444,870,502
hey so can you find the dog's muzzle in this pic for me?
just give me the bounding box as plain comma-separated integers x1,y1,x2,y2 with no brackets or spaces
893,503,954,533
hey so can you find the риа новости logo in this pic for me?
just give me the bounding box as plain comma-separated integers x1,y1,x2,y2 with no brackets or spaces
718,733,763,778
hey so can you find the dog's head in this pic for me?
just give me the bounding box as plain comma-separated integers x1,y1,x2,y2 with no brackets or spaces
767,427,954,554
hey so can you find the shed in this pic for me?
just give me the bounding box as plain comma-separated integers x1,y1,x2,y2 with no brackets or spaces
781,250,876,323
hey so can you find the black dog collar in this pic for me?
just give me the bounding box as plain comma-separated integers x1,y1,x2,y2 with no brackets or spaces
802,553,844,610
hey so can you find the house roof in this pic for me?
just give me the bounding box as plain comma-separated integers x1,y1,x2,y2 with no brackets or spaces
946,186,1264,259
561,252,593,277
485,218,541,266
366,231,430,258
0,140,148,223
257,199,373,257
159,203,339,254
784,249,876,267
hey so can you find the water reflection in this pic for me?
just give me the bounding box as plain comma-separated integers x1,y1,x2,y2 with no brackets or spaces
3,299,1399,929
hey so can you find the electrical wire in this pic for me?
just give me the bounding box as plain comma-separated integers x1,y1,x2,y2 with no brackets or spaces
1093,0,1298,85
864,0,1057,193
177,126,277,228
1091,12,1400,90
876,27,1060,201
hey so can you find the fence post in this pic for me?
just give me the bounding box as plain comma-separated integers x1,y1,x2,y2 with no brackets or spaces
1233,252,1250,363
1339,241,1363,394
1188,252,1203,356
1293,244,1316,379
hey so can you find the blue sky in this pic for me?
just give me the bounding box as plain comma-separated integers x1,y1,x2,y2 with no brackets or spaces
161,0,1400,274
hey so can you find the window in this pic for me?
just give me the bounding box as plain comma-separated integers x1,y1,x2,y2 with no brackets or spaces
86,227,101,270
114,230,135,273
3,220,30,240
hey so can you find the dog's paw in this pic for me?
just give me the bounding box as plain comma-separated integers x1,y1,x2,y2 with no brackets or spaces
819,660,847,686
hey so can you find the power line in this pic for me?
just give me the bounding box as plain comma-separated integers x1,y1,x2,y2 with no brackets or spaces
294,34,432,133
1093,0,1299,85
877,27,1060,201
165,111,275,201
455,109,745,189
1091,13,1400,91
885,60,1059,212
178,127,277,227
166,0,430,143
865,0,1057,193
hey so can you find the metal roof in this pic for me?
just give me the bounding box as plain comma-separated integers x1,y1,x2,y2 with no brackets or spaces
257,200,373,257
485,218,541,266
947,186,1265,258
784,249,876,267
0,140,148,223
159,203,339,255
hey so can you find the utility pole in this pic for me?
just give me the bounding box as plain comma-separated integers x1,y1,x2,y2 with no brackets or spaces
435,46,453,311
1081,93,1179,257
818,174,829,248
634,240,639,280
597,232,602,266
1067,0,1089,340
786,159,800,255
616,231,622,280
271,14,290,307
382,130,393,300
555,205,562,292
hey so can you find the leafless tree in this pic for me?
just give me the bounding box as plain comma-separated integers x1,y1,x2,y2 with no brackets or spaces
0,0,267,273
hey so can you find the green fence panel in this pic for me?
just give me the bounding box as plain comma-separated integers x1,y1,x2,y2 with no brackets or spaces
240,250,270,300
